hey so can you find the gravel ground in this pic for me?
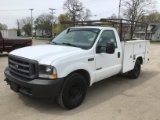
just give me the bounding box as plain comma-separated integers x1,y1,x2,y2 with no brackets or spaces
0,40,160,120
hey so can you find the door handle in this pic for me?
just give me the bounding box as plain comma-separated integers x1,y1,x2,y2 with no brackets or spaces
118,52,120,58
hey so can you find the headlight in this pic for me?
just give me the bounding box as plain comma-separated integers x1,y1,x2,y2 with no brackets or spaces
39,65,57,79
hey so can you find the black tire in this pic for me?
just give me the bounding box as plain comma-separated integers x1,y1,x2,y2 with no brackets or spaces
128,60,141,79
57,73,87,109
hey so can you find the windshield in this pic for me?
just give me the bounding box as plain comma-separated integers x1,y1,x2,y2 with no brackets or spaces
50,28,100,49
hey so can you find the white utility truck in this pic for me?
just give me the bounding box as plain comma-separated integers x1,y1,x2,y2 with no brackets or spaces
4,19,150,109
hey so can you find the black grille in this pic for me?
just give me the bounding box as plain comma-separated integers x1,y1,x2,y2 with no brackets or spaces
8,55,38,79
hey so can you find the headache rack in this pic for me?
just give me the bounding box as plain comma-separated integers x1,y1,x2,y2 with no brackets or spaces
61,19,148,41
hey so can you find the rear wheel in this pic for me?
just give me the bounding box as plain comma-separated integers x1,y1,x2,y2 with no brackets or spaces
57,73,87,109
127,60,141,79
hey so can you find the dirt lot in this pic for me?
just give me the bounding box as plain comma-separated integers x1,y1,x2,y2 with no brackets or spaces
0,40,160,120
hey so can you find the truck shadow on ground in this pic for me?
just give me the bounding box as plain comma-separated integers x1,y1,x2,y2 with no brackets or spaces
18,70,159,115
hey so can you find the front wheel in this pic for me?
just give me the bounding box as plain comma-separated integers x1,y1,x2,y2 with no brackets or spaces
57,73,87,109
128,60,141,79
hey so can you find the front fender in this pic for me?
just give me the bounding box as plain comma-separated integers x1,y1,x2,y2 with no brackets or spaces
56,62,95,86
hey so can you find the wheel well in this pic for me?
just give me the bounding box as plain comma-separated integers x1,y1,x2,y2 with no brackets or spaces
137,57,143,64
71,69,90,86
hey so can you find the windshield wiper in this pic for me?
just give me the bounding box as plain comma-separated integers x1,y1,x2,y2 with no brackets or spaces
61,42,78,47
50,41,58,45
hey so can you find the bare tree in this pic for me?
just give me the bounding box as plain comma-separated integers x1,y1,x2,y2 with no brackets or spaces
122,0,155,21
121,0,155,39
141,12,160,22
63,0,92,22
80,9,92,21
20,17,32,36
108,14,118,19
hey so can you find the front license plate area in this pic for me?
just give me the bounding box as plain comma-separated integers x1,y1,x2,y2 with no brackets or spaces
10,82,19,92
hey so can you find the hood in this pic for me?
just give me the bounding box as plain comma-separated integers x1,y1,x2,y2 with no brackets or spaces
10,44,83,65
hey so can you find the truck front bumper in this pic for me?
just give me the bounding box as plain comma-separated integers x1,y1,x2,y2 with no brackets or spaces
4,68,64,99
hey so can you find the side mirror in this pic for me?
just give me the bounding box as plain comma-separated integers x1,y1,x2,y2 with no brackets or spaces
96,42,115,54
106,42,115,54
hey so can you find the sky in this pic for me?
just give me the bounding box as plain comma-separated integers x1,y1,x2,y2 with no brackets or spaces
0,0,160,29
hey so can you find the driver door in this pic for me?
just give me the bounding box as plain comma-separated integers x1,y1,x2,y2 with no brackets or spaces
95,30,122,82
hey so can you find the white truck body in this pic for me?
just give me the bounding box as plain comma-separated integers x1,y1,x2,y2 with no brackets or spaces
5,26,150,109
122,40,150,73
10,27,150,86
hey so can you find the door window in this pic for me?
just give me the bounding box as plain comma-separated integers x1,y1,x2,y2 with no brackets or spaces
98,30,117,48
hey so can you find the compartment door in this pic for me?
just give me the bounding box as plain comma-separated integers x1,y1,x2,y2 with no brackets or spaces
122,43,134,73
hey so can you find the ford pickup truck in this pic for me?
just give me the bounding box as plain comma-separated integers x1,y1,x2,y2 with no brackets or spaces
4,19,150,109
0,31,32,53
